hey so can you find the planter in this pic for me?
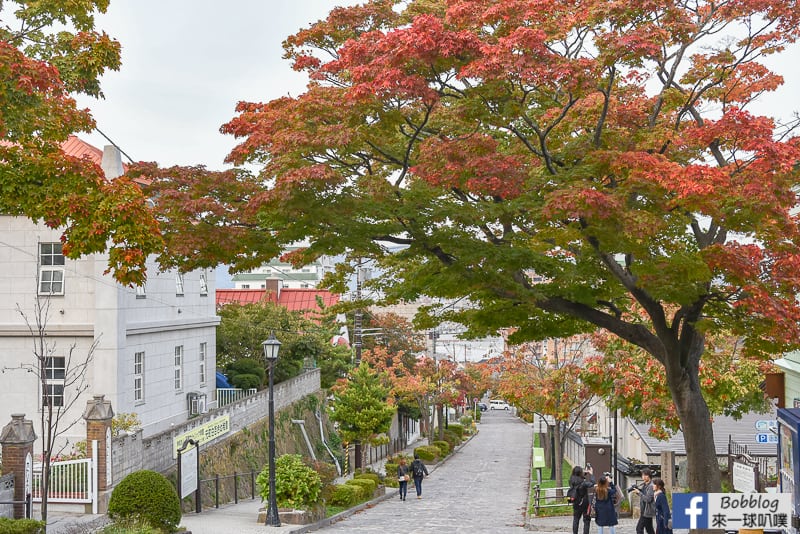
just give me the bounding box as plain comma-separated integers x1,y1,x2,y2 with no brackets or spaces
256,505,325,525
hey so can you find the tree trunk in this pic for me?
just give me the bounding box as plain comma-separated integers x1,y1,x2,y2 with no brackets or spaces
554,422,564,488
666,336,722,493
437,403,445,441
671,372,721,492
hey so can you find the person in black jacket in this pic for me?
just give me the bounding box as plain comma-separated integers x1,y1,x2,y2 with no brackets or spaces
569,465,595,534
410,454,429,499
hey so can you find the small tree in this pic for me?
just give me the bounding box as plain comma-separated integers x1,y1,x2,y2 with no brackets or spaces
329,361,395,471
11,296,96,522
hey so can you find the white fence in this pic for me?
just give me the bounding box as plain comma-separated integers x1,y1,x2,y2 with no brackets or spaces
216,387,257,408
32,443,98,513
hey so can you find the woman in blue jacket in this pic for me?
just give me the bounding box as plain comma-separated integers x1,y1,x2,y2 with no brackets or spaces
653,478,673,534
594,476,619,534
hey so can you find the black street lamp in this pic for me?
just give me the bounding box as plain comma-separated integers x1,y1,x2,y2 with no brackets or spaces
262,333,281,527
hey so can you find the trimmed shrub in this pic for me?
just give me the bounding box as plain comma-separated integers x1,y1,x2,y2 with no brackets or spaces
414,445,439,462
328,484,360,506
0,518,46,533
108,470,181,533
434,427,460,450
345,477,376,496
447,423,465,439
432,440,451,456
257,454,322,509
354,472,381,486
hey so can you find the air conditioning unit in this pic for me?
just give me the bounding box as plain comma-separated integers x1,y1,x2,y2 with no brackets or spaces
187,392,207,416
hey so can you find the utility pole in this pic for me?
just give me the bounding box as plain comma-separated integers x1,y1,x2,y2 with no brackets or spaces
353,264,368,470
353,265,368,364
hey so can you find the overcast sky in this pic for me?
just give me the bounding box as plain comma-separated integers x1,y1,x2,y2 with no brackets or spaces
75,1,800,171
75,0,358,170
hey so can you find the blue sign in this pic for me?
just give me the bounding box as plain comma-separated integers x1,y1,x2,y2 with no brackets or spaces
756,433,778,443
755,419,778,431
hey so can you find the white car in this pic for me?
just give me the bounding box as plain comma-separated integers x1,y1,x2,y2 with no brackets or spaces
489,399,510,410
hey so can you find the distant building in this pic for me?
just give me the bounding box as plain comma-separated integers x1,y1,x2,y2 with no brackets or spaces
217,278,339,317
231,252,335,289
0,137,219,452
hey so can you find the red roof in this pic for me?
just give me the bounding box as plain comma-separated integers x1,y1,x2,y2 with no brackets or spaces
216,288,339,314
61,135,104,164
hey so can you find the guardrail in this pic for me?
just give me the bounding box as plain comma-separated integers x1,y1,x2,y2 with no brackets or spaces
216,387,257,408
531,484,572,515
194,471,257,512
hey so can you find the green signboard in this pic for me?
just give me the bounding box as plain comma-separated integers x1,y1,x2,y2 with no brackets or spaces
533,447,546,468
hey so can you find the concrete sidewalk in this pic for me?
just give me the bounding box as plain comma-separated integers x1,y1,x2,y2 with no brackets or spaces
178,435,432,534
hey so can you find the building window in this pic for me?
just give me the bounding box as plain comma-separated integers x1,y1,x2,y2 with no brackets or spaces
135,282,146,299
42,356,65,407
199,342,207,385
242,284,250,289
134,352,145,402
174,345,183,391
176,273,184,296
199,270,208,296
39,243,65,295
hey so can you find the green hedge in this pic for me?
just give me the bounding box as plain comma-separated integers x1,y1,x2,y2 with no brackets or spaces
345,477,376,496
329,484,361,506
414,445,439,462
447,423,465,439
0,518,46,533
432,440,451,456
354,472,381,486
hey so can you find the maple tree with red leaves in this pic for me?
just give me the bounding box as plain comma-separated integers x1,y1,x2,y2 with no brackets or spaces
140,0,800,491
0,2,164,285
496,339,594,488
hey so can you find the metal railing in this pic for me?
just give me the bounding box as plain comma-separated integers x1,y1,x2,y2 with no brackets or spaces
193,471,258,512
32,458,93,504
216,388,258,408
0,494,32,519
531,484,572,516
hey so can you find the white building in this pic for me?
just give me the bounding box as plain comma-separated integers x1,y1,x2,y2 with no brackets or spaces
231,248,335,289
0,137,220,454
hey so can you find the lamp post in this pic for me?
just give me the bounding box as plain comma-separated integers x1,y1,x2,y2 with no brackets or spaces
262,334,281,527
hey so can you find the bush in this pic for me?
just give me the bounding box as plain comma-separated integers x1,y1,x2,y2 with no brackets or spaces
414,445,439,462
257,454,322,509
108,470,181,533
307,460,338,486
432,440,451,456
458,416,474,431
328,484,360,506
346,477,376,497
447,423,465,439
353,472,381,486
433,427,461,450
225,358,266,388
0,518,46,533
